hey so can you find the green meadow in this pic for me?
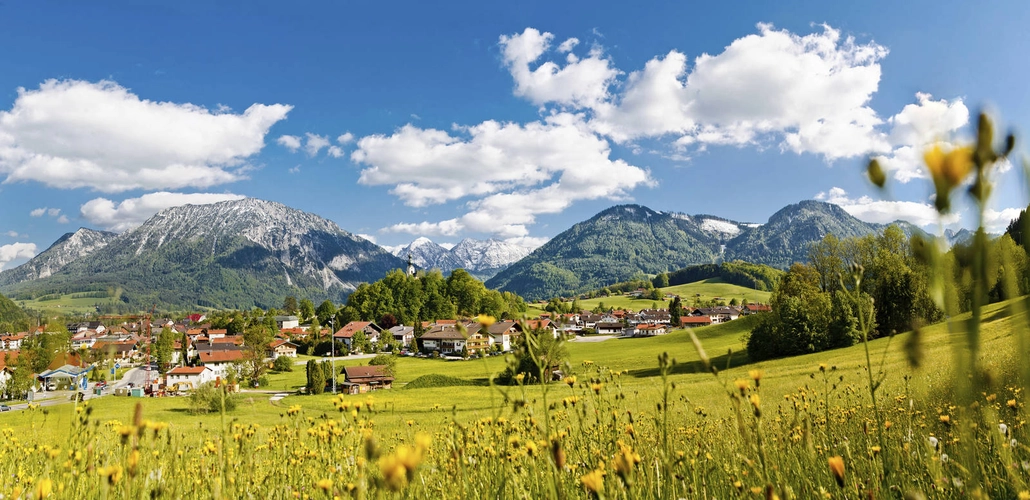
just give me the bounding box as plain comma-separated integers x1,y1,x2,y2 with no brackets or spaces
526,277,773,316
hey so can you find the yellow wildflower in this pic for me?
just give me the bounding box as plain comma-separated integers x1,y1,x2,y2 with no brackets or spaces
580,469,604,494
99,465,124,485
924,144,974,189
613,441,640,480
475,314,496,328
734,379,749,394
35,478,53,498
316,478,333,491
827,456,845,487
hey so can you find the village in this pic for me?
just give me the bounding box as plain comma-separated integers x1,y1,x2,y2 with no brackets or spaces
0,300,771,405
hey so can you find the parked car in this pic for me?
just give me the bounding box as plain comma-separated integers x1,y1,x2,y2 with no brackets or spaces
0,404,11,412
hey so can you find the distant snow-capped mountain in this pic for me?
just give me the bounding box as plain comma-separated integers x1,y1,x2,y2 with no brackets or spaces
0,228,117,287
389,237,535,279
0,198,405,309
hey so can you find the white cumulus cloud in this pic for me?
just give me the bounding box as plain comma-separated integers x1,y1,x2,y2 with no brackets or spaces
80,192,246,232
355,112,651,238
29,207,46,217
0,242,36,270
499,28,620,109
873,93,970,183
304,133,330,157
815,186,958,227
337,132,355,144
587,24,891,160
0,79,291,192
277,135,302,151
984,207,1023,234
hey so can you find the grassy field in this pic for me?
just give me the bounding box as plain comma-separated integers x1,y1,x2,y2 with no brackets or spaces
14,293,122,316
1,300,1026,498
526,278,773,316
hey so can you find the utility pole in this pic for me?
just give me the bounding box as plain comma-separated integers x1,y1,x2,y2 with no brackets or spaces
330,317,336,394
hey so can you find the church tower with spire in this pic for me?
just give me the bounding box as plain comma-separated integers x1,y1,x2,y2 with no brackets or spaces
406,254,416,277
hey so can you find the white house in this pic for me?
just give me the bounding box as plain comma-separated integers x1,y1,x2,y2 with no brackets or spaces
388,326,415,348
0,333,27,351
165,366,215,390
198,350,245,379
486,321,520,351
595,322,624,335
269,339,298,359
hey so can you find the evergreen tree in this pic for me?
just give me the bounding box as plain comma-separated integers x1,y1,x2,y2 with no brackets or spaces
669,296,683,326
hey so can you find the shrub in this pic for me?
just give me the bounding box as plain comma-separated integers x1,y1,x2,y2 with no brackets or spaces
187,382,239,414
272,356,293,373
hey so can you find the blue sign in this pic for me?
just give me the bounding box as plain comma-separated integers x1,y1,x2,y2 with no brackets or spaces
80,377,88,390
114,363,121,369
110,368,115,375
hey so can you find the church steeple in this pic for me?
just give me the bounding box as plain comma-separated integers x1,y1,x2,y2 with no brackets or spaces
406,254,416,276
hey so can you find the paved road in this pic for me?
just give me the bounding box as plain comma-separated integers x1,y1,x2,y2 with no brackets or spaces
0,365,149,413
113,367,153,390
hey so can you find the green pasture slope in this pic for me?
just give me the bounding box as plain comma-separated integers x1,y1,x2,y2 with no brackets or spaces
527,278,773,315
1,299,1023,448
15,293,121,316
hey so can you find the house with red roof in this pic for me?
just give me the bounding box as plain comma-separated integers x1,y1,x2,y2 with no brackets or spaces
269,339,298,359
333,322,383,351
198,350,245,379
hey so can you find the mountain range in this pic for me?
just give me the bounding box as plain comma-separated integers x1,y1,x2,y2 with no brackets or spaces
0,197,968,310
486,200,914,300
388,237,532,280
0,199,404,310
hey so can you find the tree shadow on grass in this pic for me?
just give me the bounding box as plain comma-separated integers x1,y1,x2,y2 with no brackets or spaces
626,350,751,378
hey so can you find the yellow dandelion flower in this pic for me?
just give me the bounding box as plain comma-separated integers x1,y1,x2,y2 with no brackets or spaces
35,478,53,499
1009,399,1018,409
1018,491,1030,500
924,144,974,189
940,415,951,424
827,456,845,487
749,369,763,384
475,314,496,327
99,465,124,485
613,441,640,479
316,478,333,491
591,383,603,394
734,379,749,394
564,376,577,388
580,469,604,494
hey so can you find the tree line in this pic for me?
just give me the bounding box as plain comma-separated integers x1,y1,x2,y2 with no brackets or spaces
747,225,1030,361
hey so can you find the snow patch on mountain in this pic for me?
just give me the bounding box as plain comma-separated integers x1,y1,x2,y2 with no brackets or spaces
0,227,116,286
389,237,534,278
700,218,742,236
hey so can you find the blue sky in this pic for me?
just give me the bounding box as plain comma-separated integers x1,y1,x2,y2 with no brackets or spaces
2,1,1029,269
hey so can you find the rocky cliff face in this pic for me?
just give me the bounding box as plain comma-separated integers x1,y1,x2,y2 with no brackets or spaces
0,198,405,309
0,228,116,286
